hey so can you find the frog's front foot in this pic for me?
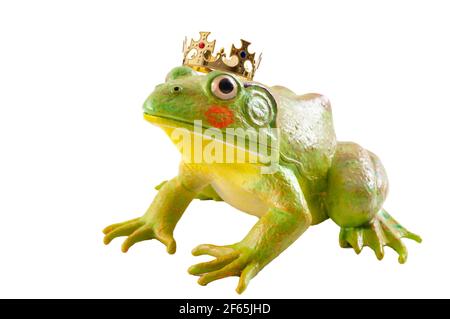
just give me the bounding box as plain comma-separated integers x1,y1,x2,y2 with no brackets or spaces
339,210,422,263
188,243,261,294
103,217,177,254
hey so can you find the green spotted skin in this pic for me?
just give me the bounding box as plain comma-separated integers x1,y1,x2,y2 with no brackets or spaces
103,66,422,293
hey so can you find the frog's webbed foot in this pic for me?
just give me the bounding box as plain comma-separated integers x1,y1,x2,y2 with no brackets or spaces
103,217,176,254
188,244,260,294
339,210,422,263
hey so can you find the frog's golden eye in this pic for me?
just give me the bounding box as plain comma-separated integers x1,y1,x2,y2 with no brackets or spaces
211,75,238,100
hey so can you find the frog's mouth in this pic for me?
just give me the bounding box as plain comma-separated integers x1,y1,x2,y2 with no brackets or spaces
143,112,279,165
143,112,208,132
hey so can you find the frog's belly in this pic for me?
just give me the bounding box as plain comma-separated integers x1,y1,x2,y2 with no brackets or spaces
210,181,268,218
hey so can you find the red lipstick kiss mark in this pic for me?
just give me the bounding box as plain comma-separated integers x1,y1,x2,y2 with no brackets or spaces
205,105,234,128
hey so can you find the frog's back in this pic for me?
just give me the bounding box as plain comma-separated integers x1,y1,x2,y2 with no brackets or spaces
271,86,337,181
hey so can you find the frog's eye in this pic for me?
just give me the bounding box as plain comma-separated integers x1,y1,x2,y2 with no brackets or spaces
211,75,238,100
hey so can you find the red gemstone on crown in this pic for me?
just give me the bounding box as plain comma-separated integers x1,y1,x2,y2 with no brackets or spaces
199,42,205,49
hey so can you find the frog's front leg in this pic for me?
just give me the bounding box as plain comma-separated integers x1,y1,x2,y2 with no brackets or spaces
103,163,207,254
188,168,312,294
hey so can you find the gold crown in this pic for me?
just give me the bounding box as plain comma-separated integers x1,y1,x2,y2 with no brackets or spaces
182,32,261,80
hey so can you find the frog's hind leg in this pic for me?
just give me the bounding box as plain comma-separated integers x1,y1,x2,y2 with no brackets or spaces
156,181,223,201
326,142,421,263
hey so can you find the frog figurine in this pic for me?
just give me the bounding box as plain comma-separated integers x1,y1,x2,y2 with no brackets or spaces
103,32,421,293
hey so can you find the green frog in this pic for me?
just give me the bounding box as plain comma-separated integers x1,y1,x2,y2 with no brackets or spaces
103,65,421,294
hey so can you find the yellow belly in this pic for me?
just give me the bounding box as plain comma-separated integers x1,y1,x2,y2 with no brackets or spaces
210,178,269,218
144,114,274,217
194,162,271,218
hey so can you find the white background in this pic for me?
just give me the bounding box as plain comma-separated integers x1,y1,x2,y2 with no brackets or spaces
0,0,449,298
